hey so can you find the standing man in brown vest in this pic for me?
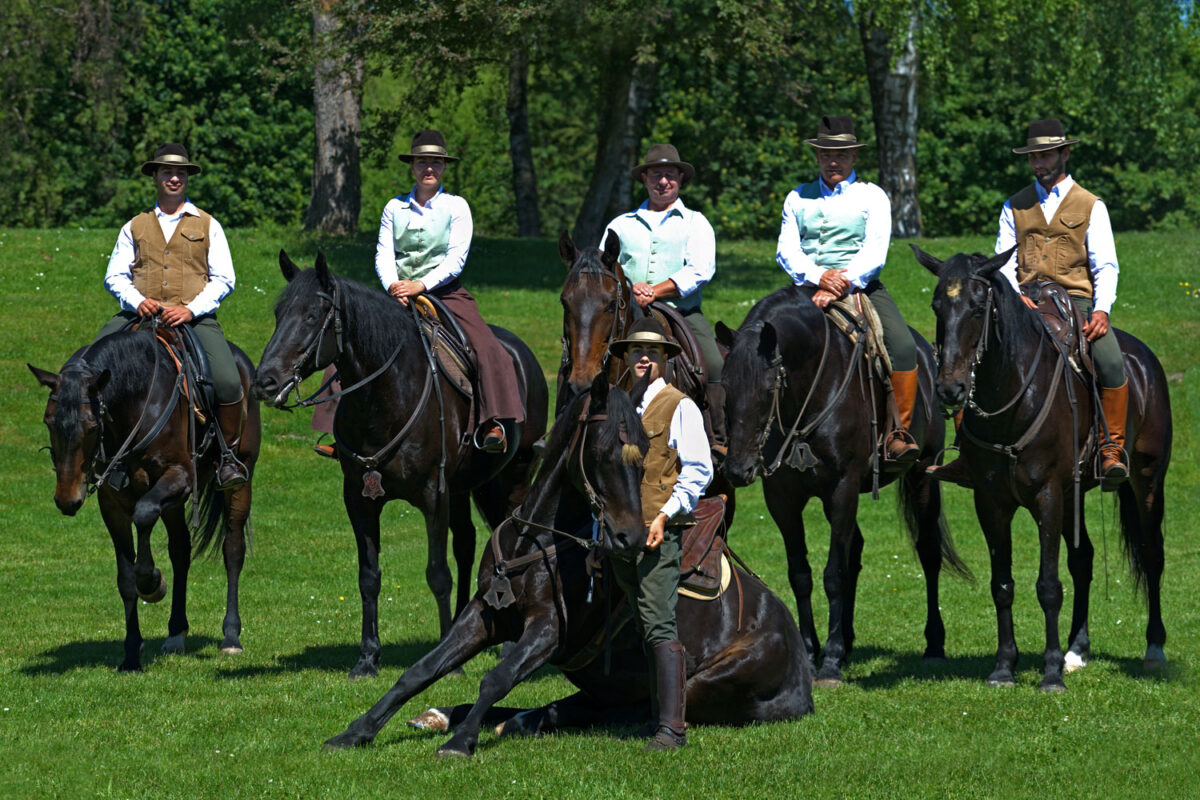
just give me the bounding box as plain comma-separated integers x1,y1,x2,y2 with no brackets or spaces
607,317,713,752
931,119,1128,487
94,143,248,488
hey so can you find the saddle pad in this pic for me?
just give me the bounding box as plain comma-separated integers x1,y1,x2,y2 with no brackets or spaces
678,553,731,600
828,292,892,376
412,296,475,399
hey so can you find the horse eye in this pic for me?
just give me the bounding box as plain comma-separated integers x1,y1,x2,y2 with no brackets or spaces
606,299,617,313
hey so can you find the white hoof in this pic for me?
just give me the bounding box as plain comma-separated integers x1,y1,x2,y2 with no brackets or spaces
1144,644,1167,670
219,645,244,656
1064,651,1088,672
497,710,538,738
407,708,449,733
161,634,186,655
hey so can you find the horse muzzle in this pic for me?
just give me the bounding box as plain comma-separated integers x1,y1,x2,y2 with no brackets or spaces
252,373,296,408
54,488,85,516
720,454,760,488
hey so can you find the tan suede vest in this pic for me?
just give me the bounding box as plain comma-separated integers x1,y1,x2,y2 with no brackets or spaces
1010,182,1098,298
640,384,686,525
129,209,213,307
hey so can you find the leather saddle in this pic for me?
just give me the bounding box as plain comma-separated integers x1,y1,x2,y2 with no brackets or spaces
412,294,476,399
645,301,708,408
1021,281,1094,376
678,495,729,598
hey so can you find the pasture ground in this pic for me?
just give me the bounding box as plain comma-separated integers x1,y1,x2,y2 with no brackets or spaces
2,228,1198,799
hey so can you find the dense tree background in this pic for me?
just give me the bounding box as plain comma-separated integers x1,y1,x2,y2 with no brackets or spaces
2,0,1197,239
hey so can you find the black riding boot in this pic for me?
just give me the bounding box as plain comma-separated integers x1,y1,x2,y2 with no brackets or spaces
645,639,687,751
216,399,249,490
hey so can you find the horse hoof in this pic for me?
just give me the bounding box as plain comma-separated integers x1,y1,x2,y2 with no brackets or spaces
161,634,185,655
139,574,168,604
348,664,378,681
496,711,537,738
1039,680,1067,694
813,677,843,689
219,645,244,656
1064,651,1088,672
435,744,472,759
986,675,1015,688
408,709,450,733
324,731,371,750
1144,645,1167,671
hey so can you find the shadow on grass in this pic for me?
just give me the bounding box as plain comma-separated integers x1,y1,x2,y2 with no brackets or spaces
19,635,224,675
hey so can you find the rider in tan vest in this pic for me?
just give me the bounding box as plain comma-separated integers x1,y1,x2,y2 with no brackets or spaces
930,119,1129,487
95,143,248,489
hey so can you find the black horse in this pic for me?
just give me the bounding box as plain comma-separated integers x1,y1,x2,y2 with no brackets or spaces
323,376,814,757
913,246,1170,690
29,328,261,671
253,252,548,678
717,285,968,686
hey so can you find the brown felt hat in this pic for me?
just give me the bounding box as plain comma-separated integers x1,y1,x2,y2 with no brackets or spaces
398,129,460,162
1012,119,1080,154
140,143,202,177
608,317,683,360
804,115,865,149
631,143,694,183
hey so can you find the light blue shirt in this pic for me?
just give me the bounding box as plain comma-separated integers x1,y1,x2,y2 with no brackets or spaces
600,199,715,311
776,171,892,290
375,187,472,292
995,175,1119,314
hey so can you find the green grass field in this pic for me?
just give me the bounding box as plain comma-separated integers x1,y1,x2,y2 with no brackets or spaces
2,227,1198,799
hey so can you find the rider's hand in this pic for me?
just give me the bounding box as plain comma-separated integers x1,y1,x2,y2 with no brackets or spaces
812,288,839,309
646,513,668,550
136,298,162,318
818,269,850,296
1021,295,1038,310
160,306,194,327
388,280,426,307
1082,310,1110,341
632,282,655,309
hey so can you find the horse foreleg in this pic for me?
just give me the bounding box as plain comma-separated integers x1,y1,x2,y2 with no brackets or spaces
435,621,560,758
448,493,476,621
976,491,1019,687
100,498,143,671
160,504,192,656
420,489,454,639
764,476,817,668
815,478,862,686
131,466,191,604
1033,489,1067,692
324,597,500,749
1062,503,1093,672
220,481,250,654
497,692,644,738
344,483,385,678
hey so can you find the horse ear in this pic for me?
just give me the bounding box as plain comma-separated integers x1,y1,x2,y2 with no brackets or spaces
910,244,943,277
28,364,60,391
315,251,333,291
558,230,576,267
714,321,737,350
977,247,1015,280
279,250,300,282
601,230,621,268
757,322,778,361
588,372,609,412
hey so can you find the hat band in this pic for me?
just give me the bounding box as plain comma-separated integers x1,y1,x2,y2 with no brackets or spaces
821,133,858,142
412,144,449,156
1027,135,1068,146
623,332,670,345
155,154,191,166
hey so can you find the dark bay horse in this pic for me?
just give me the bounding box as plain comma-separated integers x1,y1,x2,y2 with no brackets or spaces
323,376,813,757
29,328,260,671
717,285,968,686
253,252,548,678
913,246,1170,690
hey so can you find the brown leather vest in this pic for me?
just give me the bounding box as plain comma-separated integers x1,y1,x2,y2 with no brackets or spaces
640,384,686,525
1010,182,1098,298
129,209,213,307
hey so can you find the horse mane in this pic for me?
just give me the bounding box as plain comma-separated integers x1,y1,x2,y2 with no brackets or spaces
946,252,1040,367
54,330,159,437
724,284,822,384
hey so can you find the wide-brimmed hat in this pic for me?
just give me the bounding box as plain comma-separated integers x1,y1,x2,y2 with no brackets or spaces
608,317,683,360
1012,119,1080,154
398,129,460,162
631,143,694,183
804,115,865,149
140,143,202,176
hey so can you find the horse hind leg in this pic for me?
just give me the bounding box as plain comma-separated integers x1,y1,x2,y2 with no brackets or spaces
448,493,476,620
496,692,644,738
1121,471,1168,670
219,481,250,655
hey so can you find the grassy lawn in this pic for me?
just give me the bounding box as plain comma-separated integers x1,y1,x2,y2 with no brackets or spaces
1,226,1198,799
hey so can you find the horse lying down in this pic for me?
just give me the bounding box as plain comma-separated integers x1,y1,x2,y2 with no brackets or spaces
324,376,813,757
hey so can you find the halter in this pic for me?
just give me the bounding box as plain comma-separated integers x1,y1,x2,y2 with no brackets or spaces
562,261,635,384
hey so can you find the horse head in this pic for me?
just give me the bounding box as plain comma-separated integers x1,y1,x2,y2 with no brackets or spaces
715,319,781,487
558,230,635,407
912,245,1013,414
253,250,340,407
28,360,110,515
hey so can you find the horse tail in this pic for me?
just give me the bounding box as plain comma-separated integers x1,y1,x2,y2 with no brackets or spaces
189,475,228,559
1116,482,1155,598
896,470,973,581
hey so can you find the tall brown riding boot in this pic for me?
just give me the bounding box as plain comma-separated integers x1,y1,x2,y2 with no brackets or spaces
705,382,728,459
216,399,249,490
884,368,920,470
1099,379,1130,486
926,409,973,489
644,639,687,751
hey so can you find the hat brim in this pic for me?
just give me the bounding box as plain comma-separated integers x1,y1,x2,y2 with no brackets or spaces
1012,138,1079,154
632,161,695,183
804,138,865,149
398,153,460,163
141,161,202,177
608,338,683,360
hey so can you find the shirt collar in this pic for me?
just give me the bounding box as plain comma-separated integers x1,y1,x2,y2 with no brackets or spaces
639,377,668,412
1035,175,1075,202
634,198,687,220
154,200,198,220
819,171,858,197
401,186,444,208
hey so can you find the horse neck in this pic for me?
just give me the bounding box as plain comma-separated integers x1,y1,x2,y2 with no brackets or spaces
334,289,426,396
971,294,1060,420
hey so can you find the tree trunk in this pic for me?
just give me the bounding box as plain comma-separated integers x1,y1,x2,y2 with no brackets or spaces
573,43,653,246
506,47,541,238
304,3,362,235
860,6,922,238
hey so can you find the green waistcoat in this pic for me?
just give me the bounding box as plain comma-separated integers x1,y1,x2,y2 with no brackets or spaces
794,180,867,272
391,199,452,282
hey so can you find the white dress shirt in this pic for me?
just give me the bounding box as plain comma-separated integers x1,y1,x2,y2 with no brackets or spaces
637,377,713,521
374,187,472,292
995,175,1119,314
104,201,234,317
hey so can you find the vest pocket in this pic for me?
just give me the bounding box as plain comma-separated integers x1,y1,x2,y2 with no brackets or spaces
1059,214,1086,229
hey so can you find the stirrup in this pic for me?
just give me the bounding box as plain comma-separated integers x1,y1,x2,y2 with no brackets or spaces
216,452,249,490
1099,444,1129,491
313,433,337,459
